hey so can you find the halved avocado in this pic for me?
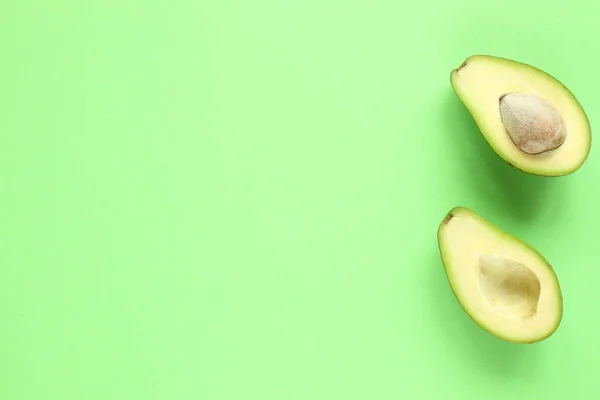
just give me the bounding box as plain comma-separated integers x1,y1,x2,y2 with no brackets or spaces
451,55,591,176
437,207,563,344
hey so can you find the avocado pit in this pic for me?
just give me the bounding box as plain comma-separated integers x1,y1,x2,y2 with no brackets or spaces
499,93,567,155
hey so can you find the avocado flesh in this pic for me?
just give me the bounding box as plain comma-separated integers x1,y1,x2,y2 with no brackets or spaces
437,207,563,344
451,55,591,176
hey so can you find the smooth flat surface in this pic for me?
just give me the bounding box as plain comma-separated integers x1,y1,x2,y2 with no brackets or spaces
1,1,599,399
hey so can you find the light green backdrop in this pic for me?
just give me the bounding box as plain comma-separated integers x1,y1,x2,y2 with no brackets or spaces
1,0,598,399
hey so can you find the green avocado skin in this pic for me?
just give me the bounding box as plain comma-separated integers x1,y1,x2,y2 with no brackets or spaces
437,206,563,344
450,55,592,177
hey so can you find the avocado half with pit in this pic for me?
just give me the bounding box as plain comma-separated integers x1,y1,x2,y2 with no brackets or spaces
437,207,562,344
451,55,591,176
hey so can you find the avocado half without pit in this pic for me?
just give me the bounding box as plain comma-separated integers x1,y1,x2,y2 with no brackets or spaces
451,55,591,176
437,207,562,344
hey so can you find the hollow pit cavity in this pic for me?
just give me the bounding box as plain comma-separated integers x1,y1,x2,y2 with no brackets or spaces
479,254,541,320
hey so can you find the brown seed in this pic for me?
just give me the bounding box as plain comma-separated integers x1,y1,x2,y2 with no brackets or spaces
499,93,567,155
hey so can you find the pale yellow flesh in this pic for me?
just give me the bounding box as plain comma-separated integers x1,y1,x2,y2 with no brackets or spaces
438,208,562,343
451,55,591,176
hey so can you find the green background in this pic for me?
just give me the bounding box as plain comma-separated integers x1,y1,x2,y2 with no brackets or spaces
1,0,599,399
